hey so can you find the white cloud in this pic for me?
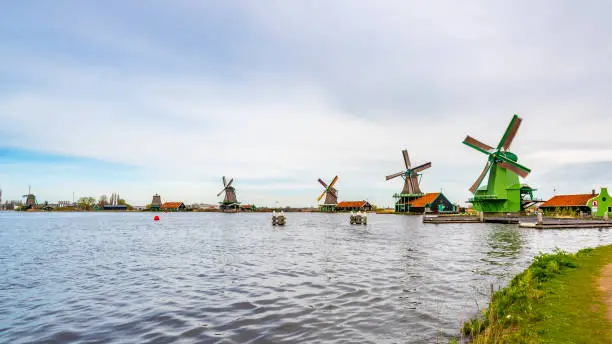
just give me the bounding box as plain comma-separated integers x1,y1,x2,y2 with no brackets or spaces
1,1,611,205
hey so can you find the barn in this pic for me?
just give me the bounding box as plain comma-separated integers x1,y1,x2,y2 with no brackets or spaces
539,192,596,216
160,202,186,212
406,192,455,214
335,201,373,212
540,188,611,217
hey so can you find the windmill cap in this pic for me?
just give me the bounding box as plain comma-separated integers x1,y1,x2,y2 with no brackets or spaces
497,151,518,162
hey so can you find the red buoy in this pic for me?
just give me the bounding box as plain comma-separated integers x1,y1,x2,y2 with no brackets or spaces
154,215,160,221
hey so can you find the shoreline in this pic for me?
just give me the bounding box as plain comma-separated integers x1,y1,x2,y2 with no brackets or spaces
458,245,612,343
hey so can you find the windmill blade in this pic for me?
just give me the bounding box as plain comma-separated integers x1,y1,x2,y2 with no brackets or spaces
463,136,494,155
411,162,432,173
469,161,492,194
498,161,530,179
496,154,531,177
222,176,227,187
328,175,339,189
497,114,522,151
402,150,411,169
318,178,328,188
386,171,404,180
217,188,226,197
317,189,327,202
226,179,234,188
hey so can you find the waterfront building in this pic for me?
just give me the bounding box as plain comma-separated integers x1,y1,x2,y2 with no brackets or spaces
403,192,456,214
540,188,611,216
336,201,373,212
160,202,186,212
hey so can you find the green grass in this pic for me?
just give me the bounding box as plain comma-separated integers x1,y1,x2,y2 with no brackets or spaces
461,245,612,343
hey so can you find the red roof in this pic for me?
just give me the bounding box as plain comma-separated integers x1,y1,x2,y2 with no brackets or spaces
336,201,367,208
161,202,184,209
541,194,596,207
408,193,440,207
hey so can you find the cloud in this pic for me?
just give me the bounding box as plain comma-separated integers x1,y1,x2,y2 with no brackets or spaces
1,1,611,206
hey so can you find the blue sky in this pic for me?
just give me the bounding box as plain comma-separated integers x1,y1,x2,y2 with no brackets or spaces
1,1,612,206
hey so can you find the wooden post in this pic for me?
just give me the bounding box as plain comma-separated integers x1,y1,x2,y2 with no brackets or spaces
479,211,484,223
605,211,609,221
537,211,543,225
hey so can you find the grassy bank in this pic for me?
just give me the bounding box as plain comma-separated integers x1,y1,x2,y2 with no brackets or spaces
461,245,612,343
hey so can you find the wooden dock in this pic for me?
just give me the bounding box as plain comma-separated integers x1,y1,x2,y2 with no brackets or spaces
423,216,480,223
423,215,521,224
519,219,612,229
424,215,612,228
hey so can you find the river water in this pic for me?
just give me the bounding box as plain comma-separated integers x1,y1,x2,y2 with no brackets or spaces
1,212,611,343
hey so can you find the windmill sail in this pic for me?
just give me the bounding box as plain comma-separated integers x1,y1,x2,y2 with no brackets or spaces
317,176,339,205
463,114,531,194
218,176,238,204
387,150,431,195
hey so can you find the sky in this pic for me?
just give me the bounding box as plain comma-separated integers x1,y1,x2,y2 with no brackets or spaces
1,1,612,207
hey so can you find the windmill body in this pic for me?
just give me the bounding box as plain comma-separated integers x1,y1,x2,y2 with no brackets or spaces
218,176,240,212
324,187,338,205
223,186,237,204
150,194,162,211
317,176,338,212
386,150,431,213
463,114,537,213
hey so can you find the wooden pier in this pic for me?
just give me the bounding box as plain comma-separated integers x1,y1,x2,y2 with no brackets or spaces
519,219,612,229
423,215,480,224
423,215,521,224
424,215,612,229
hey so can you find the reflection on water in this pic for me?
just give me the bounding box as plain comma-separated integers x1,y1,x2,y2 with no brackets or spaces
482,225,525,270
0,212,611,343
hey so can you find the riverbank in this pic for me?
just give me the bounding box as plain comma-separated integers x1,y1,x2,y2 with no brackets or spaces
461,245,612,343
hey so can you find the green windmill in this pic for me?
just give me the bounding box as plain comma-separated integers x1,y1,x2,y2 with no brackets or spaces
463,114,537,213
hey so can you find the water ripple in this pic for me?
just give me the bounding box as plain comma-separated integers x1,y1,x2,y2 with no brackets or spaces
0,212,611,343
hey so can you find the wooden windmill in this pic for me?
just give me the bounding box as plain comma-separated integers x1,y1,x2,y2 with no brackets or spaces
217,176,239,212
463,114,536,213
317,175,338,212
386,150,431,212
22,185,36,210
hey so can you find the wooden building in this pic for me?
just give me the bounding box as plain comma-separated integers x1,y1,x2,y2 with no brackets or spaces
103,204,128,211
161,202,186,212
240,204,256,212
336,201,373,212
404,192,455,214
588,188,612,217
540,189,607,216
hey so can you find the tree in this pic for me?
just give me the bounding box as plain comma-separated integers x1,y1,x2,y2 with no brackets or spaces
117,198,133,210
99,195,108,206
78,197,96,211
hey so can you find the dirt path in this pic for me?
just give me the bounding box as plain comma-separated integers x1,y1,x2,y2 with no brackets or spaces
600,263,612,322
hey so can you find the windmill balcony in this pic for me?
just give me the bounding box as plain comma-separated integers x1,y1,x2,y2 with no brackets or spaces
393,193,424,198
468,195,506,202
